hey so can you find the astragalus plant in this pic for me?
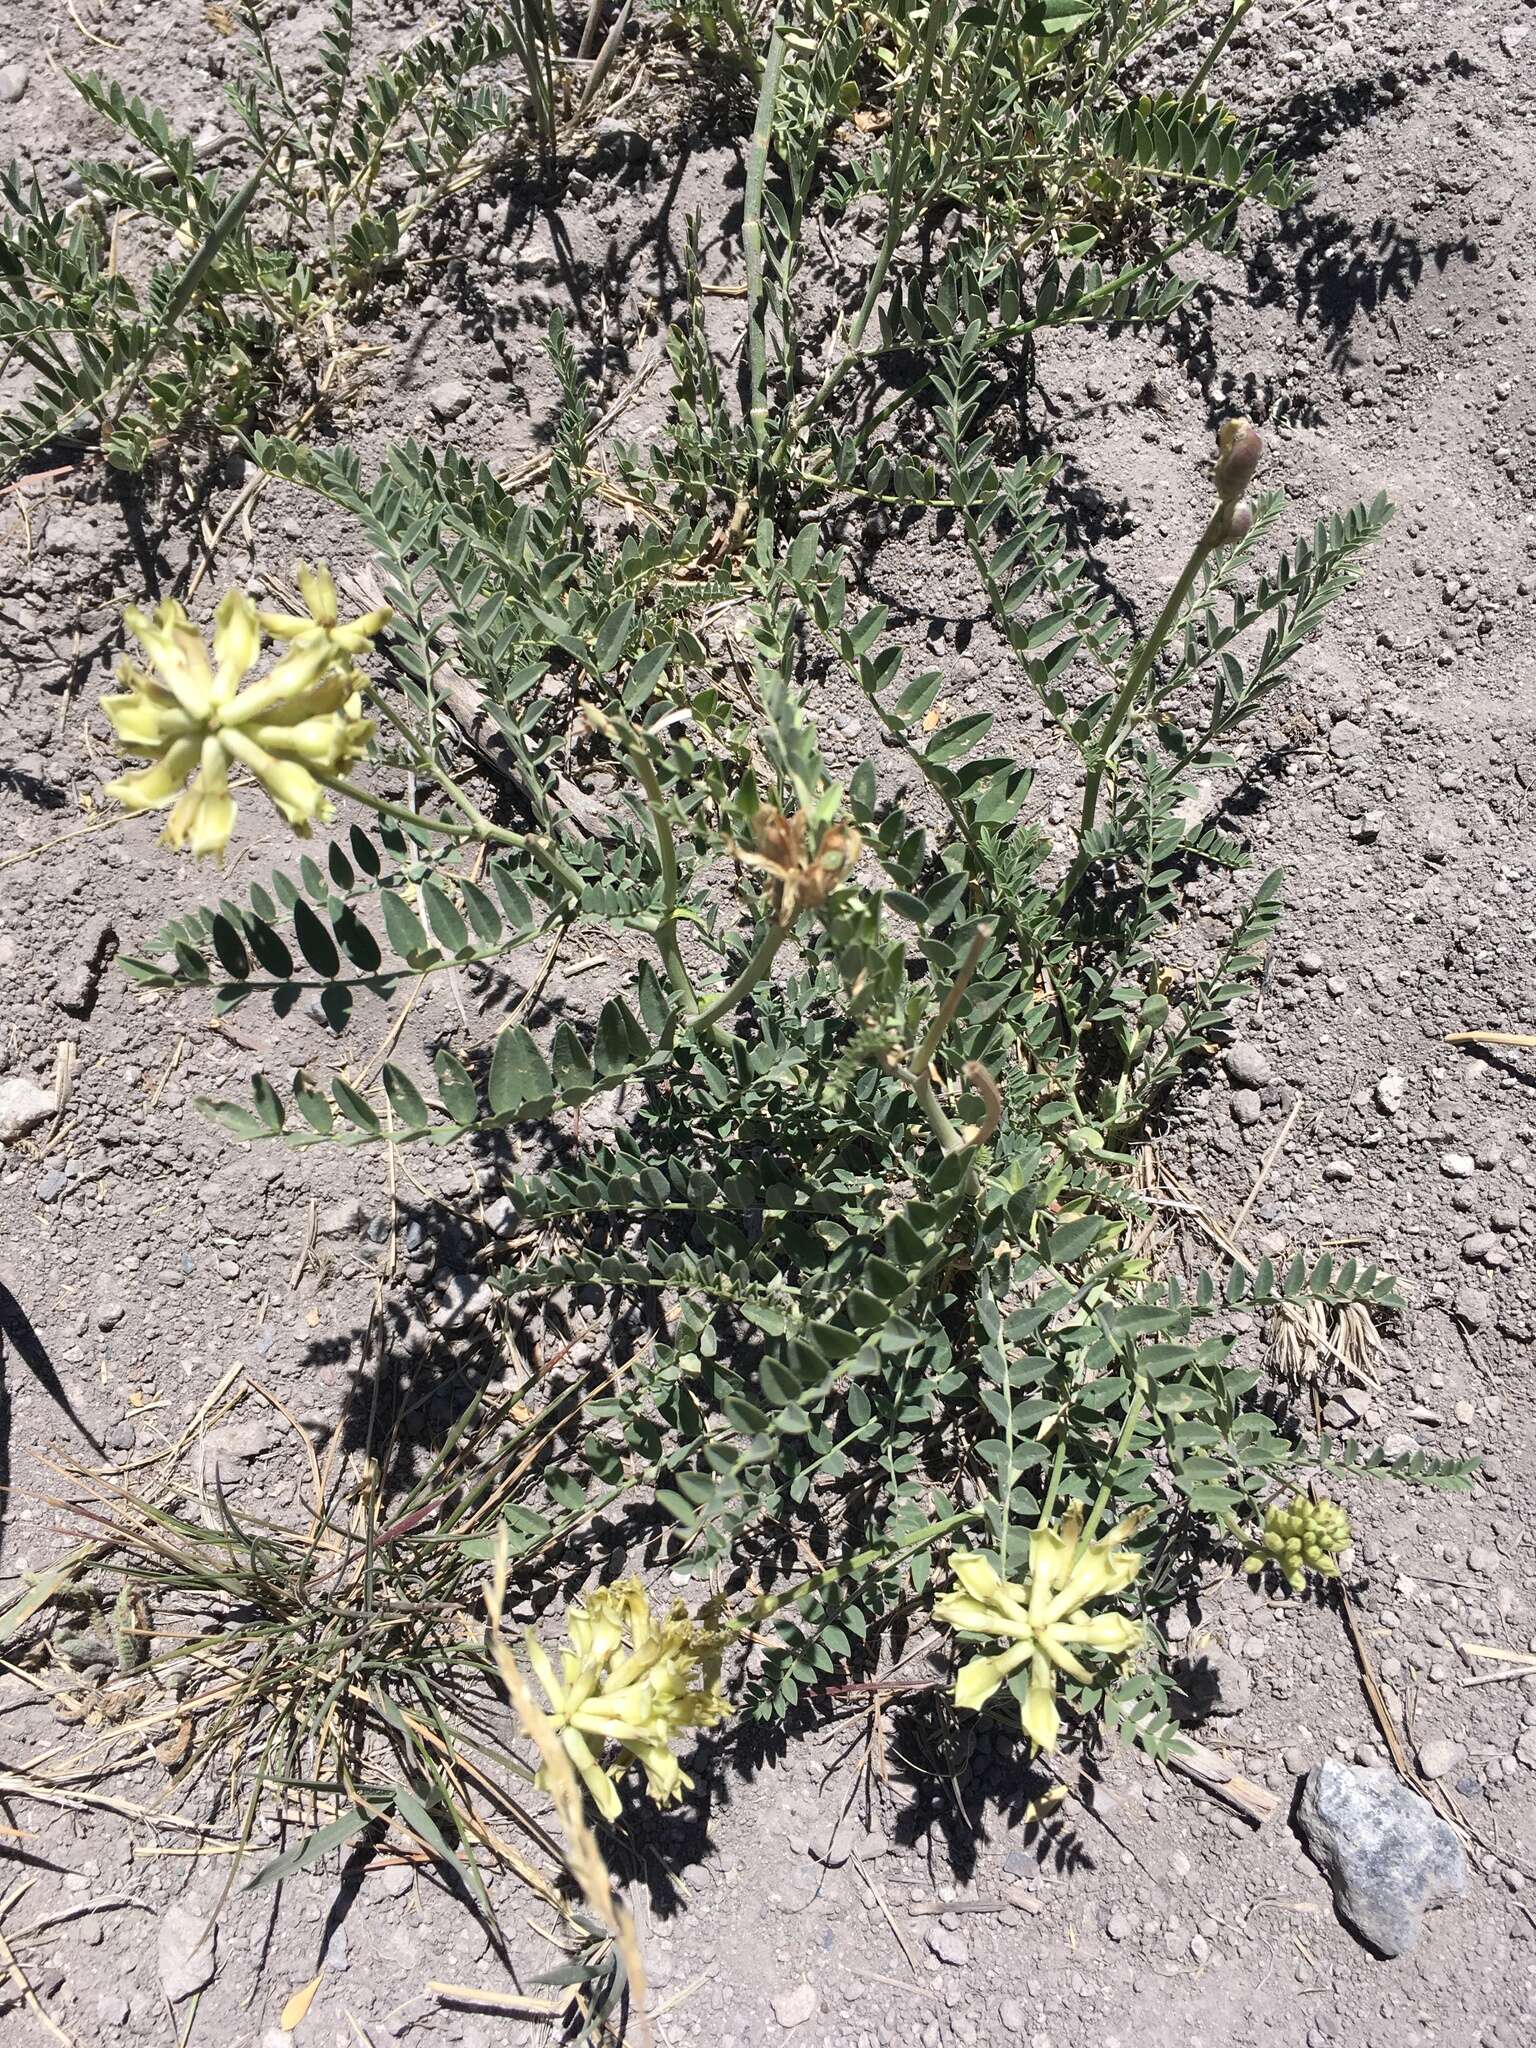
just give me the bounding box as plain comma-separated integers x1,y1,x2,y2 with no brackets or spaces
104,405,1467,1767
41,0,1478,1910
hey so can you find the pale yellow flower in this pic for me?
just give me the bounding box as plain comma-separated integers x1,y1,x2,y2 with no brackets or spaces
933,1510,1144,1751
100,581,386,857
258,560,392,652
523,1580,730,1820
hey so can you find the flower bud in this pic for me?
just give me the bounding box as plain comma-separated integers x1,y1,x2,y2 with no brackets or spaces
1213,418,1263,503
1214,497,1255,546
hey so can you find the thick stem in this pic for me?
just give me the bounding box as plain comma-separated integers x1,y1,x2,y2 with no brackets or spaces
913,922,993,1074
1063,502,1227,893
687,923,786,1034
737,1505,985,1634
1080,1385,1146,1546
1184,0,1255,103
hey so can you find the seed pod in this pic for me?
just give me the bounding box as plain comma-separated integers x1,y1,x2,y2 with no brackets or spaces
1214,417,1263,502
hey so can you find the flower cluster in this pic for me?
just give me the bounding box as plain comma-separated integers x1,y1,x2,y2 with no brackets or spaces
738,805,863,926
1243,1493,1350,1591
100,564,389,858
933,1510,1144,1751
523,1579,730,1820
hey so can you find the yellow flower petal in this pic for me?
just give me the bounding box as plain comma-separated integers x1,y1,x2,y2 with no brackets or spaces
560,1726,622,1821
220,634,342,727
1022,1667,1061,1751
220,731,331,833
932,1589,1029,1641
950,1552,1005,1603
1036,1631,1093,1685
105,737,202,812
953,1643,1030,1712
162,737,236,857
210,589,262,704
125,602,217,722
296,561,339,626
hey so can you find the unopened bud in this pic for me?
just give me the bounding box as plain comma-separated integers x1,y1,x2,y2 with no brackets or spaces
1213,417,1263,503
1214,497,1254,546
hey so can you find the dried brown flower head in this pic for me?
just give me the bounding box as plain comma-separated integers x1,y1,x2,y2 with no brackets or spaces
737,806,862,925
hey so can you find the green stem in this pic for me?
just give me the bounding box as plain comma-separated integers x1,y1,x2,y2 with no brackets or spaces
742,14,789,454
913,922,992,1074
784,0,946,449
320,775,585,899
1184,0,1255,103
1036,1427,1070,1531
687,923,786,1035
735,1505,984,1635
625,747,698,1012
1062,501,1227,894
369,692,490,836
1080,1385,1146,1547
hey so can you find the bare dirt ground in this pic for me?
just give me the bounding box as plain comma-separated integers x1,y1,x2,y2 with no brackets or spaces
2,2,1535,2045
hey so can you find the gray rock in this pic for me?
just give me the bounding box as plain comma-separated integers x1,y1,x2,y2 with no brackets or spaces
1222,1042,1273,1089
1415,1736,1464,1781
1502,22,1530,57
1296,1759,1466,1956
36,1168,68,1203
434,1272,491,1330
158,1897,219,2000
926,1925,968,1966
95,1993,130,2028
1374,1070,1408,1115
1177,1646,1253,1719
1438,1151,1475,1178
318,1197,366,1237
428,378,473,422
1451,1285,1494,1331
772,1982,817,2029
0,1075,55,1143
0,63,28,103
594,117,650,163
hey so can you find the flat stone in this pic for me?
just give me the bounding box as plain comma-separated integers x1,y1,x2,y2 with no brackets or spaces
318,1197,366,1237
1415,1737,1464,1781
0,63,29,102
1438,1151,1476,1178
1453,1286,1493,1330
772,1982,818,2029
0,1075,55,1143
1296,1759,1466,1957
158,1897,219,2001
428,378,473,422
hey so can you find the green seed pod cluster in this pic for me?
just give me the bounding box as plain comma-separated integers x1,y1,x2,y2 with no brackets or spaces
1243,1494,1350,1591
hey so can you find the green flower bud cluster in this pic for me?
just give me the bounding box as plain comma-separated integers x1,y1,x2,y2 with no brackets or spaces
1243,1493,1350,1591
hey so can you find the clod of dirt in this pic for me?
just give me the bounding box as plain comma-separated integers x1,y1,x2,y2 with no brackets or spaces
1296,1759,1467,1957
158,1895,219,2001
1222,1041,1273,1089
51,914,116,1017
0,1074,55,1142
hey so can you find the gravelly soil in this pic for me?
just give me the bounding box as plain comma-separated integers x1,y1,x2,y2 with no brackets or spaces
2,2,1535,2045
